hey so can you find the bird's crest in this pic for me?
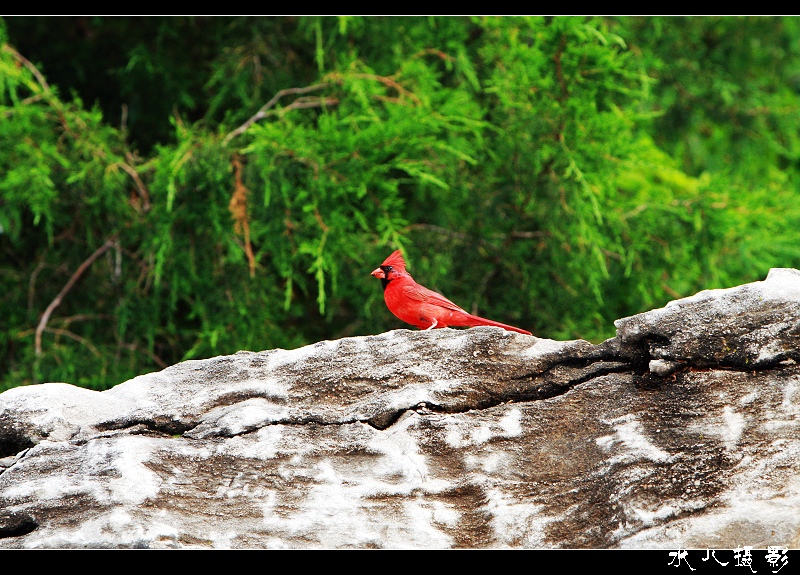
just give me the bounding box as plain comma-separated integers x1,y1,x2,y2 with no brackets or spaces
381,250,407,272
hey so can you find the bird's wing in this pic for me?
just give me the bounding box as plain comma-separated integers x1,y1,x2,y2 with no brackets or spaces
400,284,468,313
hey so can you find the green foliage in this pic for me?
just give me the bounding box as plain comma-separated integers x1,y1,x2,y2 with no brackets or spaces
2,16,799,391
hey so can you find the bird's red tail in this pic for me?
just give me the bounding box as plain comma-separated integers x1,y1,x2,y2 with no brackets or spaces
464,315,532,335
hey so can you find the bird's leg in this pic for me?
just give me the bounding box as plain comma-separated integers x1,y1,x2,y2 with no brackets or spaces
424,318,438,330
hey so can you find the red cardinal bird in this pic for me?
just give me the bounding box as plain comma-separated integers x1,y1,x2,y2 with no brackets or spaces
371,250,532,335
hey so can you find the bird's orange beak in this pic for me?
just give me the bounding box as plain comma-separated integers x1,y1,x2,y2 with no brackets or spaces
371,267,385,279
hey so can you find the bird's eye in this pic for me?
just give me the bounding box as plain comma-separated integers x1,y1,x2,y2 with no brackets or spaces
385,266,393,273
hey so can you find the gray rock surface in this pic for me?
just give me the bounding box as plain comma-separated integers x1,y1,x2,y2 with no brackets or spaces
1,268,799,549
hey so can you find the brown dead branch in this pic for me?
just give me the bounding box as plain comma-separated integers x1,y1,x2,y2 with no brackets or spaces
229,156,256,277
113,160,151,212
411,48,456,63
28,258,49,315
351,73,423,106
42,327,102,358
223,83,334,145
35,236,118,356
554,34,568,102
3,44,51,92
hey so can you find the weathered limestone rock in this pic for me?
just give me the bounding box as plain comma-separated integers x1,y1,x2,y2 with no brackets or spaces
1,268,799,549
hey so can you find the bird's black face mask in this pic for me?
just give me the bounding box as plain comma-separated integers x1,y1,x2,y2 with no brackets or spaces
379,265,393,290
